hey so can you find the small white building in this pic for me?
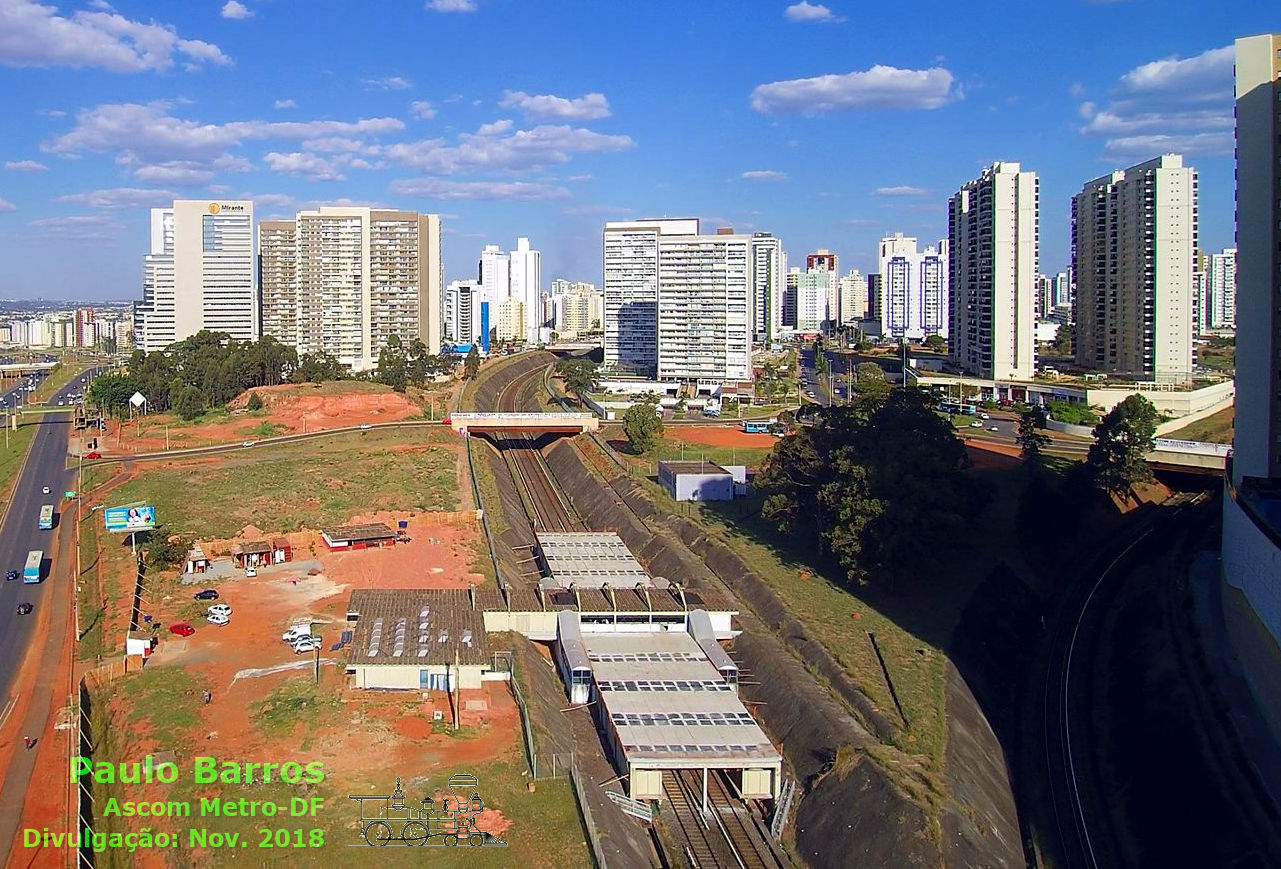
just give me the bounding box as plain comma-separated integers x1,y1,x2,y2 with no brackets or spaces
658,461,747,502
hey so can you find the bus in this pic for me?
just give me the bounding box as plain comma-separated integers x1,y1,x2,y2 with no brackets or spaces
742,420,773,434
38,504,54,530
23,550,43,583
938,401,978,416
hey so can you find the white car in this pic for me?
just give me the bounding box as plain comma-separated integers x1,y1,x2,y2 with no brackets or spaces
969,421,983,428
207,603,232,618
281,625,314,643
42,486,50,494
206,613,229,626
979,412,990,419
988,425,1000,432
359,424,371,430
292,636,321,654
245,565,257,578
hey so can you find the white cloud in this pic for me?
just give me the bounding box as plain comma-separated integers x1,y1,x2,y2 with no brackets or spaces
426,0,476,12
363,75,412,90
389,178,570,200
273,99,296,110
56,187,177,209
499,90,611,121
29,214,116,227
0,196,15,212
262,152,349,181
874,185,928,196
410,100,436,120
784,1,842,23
0,0,230,73
128,155,249,185
741,169,787,181
4,159,48,171
46,101,405,166
220,1,252,20
382,121,634,174
238,191,295,209
1079,45,1233,157
300,137,370,153
752,65,958,114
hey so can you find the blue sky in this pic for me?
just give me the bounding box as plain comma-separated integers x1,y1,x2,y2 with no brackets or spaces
0,0,1271,300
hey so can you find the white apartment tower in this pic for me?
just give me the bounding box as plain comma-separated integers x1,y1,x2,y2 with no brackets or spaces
838,269,869,324
1231,34,1281,482
261,207,441,371
603,218,699,374
787,268,828,333
878,233,948,341
444,279,483,347
136,200,257,352
479,245,510,308
1208,248,1237,329
509,237,542,344
1072,154,1197,382
948,163,1038,380
750,232,785,343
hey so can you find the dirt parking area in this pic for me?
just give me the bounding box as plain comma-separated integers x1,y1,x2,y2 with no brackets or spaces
664,424,778,449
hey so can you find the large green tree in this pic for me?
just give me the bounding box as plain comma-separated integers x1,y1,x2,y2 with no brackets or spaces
756,389,974,587
622,394,664,454
375,334,409,392
86,373,137,419
1017,406,1051,465
555,358,599,404
463,345,481,380
1086,394,1159,497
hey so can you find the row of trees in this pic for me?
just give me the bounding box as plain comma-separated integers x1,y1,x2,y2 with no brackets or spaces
373,334,458,392
1017,394,1160,499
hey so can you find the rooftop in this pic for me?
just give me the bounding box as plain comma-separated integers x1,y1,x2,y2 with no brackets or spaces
659,460,731,476
346,589,488,667
323,523,396,543
537,532,652,589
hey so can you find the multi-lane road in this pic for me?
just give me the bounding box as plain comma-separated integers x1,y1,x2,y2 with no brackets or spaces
0,367,104,709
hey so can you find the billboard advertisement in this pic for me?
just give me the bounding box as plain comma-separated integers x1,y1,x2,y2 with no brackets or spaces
104,505,156,533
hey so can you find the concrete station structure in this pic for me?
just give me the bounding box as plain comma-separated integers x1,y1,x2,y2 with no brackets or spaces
658,461,748,502
344,528,781,805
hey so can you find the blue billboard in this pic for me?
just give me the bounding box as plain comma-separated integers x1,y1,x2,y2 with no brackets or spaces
104,505,156,532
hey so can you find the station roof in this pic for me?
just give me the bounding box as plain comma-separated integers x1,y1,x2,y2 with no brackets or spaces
658,460,731,476
472,584,734,616
536,532,651,589
583,631,779,767
346,589,487,667
231,539,272,555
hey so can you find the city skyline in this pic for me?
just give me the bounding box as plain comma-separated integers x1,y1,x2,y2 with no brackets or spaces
0,0,1272,300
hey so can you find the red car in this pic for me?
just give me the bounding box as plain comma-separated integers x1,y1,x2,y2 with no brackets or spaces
169,622,195,637
85,452,101,459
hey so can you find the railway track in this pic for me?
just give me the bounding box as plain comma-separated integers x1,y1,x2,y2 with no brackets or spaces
492,365,582,534
662,770,786,869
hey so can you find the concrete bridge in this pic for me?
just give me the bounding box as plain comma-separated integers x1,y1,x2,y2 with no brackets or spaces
1148,438,1231,473
447,411,598,435
0,361,58,376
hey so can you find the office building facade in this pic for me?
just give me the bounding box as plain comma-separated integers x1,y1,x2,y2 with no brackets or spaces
136,200,257,352
948,163,1038,380
1072,154,1197,382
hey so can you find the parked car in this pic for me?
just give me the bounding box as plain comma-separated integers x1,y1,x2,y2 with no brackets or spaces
292,636,321,654
16,603,33,615
245,565,257,578
5,570,17,581
979,412,990,419
169,622,195,637
207,604,232,618
969,421,983,428
206,613,229,626
281,624,313,643
359,424,372,430
85,452,101,459
193,589,219,601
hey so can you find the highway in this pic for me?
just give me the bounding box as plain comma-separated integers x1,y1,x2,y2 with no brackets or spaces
0,368,101,711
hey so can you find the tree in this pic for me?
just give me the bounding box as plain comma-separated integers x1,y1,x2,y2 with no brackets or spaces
464,345,481,380
622,394,664,454
555,358,599,404
145,529,191,569
172,385,205,421
86,373,136,419
375,334,409,392
246,391,264,412
755,390,974,588
1050,322,1074,356
1017,407,1051,465
853,361,890,397
924,334,946,353
1086,395,1159,498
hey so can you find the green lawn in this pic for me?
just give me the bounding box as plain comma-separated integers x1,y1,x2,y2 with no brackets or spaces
106,428,461,539
606,432,775,471
0,423,36,521
1164,405,1234,444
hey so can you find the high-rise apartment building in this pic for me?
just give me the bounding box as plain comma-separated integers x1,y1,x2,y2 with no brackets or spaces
750,233,785,343
1206,248,1237,330
1072,154,1197,382
603,218,699,374
260,207,441,371
136,200,257,352
494,297,526,342
806,249,839,329
838,269,869,324
258,220,297,347
878,232,948,341
656,232,751,382
1051,272,1071,310
509,237,542,344
479,245,510,307
549,281,603,338
786,267,828,333
1231,34,1281,482
444,280,484,347
948,163,1038,380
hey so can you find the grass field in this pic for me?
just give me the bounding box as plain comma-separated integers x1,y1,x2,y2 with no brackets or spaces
106,428,461,538
610,434,775,471
0,423,36,520
1164,405,1234,444
77,508,107,660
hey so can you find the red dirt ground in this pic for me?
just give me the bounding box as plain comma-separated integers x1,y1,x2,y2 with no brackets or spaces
100,384,424,454
663,425,778,449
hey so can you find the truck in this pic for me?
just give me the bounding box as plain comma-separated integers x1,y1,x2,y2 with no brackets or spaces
38,504,54,530
23,550,43,583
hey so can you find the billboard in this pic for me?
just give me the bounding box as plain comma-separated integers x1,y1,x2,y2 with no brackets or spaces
104,505,156,533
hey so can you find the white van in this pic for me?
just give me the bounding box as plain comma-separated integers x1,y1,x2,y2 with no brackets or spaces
281,623,313,643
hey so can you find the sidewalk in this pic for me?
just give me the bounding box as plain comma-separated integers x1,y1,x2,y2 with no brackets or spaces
1189,550,1281,812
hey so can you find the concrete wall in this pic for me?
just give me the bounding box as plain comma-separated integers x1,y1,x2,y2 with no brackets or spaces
1045,418,1094,438
672,473,734,502
351,664,485,690
1222,491,1281,649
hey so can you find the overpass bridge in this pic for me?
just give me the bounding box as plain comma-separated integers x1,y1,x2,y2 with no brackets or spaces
447,411,598,436
0,361,58,377
1147,438,1231,473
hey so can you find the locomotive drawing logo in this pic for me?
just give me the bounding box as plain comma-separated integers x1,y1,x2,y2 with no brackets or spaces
348,774,508,848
